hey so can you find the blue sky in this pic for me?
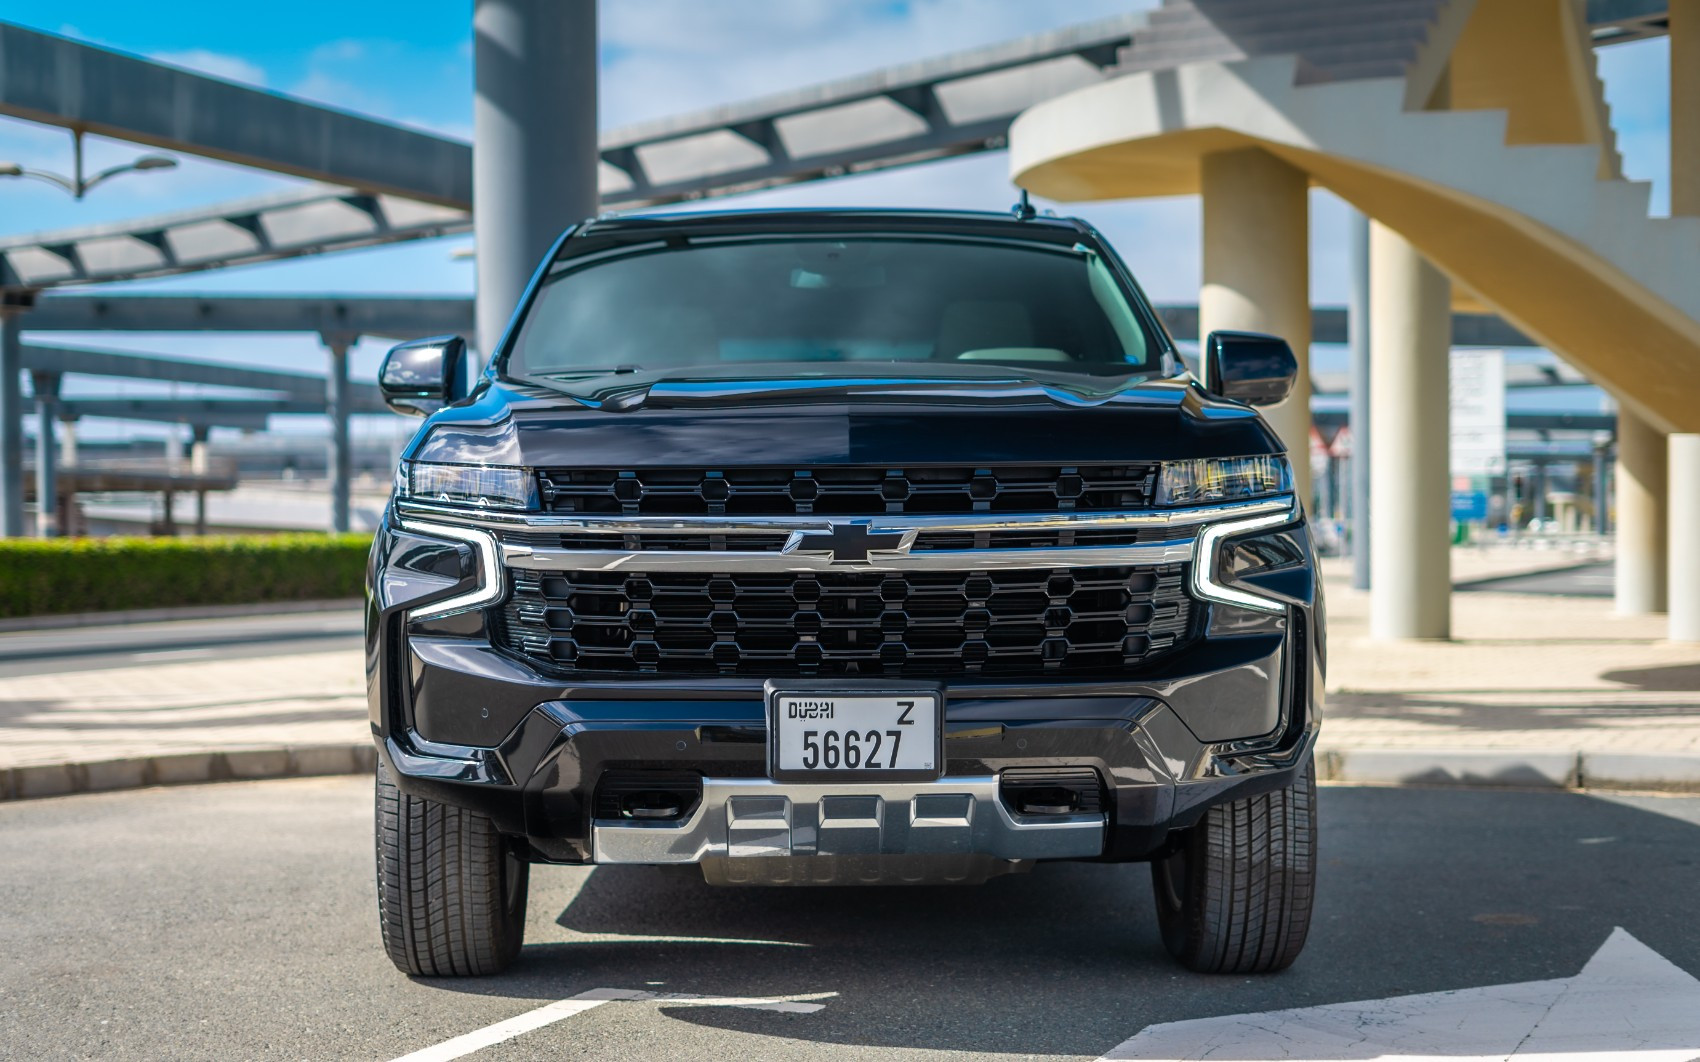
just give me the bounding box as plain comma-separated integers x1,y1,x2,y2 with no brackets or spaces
0,1,1673,437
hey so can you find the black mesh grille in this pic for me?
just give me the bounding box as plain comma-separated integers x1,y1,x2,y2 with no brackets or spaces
538,465,1158,516
497,565,1195,678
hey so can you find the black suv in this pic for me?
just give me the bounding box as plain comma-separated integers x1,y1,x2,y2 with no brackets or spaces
368,208,1322,978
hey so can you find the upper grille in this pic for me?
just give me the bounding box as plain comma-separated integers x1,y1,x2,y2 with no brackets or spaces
497,564,1195,679
538,465,1158,516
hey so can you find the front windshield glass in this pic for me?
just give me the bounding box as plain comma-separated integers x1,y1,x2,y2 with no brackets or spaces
503,236,1158,379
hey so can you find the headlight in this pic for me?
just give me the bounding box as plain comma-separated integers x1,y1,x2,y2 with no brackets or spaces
1156,455,1291,507
397,460,538,510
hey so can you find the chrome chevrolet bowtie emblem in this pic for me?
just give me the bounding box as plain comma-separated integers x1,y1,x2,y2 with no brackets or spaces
787,521,912,563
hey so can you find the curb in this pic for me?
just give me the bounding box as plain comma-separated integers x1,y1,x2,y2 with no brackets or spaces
4,744,1699,803
0,744,378,802
1317,747,1700,794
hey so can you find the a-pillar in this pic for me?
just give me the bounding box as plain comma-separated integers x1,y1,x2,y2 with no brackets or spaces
30,371,59,537
1199,148,1312,507
1369,222,1451,640
474,0,598,359
322,334,354,533
0,309,24,536
1615,408,1667,614
1669,435,1700,642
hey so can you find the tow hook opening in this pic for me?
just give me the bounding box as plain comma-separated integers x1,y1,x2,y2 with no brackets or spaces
594,771,703,823
998,766,1106,817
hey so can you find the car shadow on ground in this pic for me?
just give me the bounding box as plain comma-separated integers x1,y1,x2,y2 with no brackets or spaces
412,787,1700,1057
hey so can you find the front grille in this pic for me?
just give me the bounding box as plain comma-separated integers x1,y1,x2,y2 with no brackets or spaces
497,564,1195,678
538,465,1158,516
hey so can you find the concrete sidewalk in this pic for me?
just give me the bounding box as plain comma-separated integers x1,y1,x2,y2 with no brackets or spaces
2,546,1697,799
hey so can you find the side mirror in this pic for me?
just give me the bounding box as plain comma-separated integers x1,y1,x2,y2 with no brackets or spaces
379,335,468,416
1203,330,1298,406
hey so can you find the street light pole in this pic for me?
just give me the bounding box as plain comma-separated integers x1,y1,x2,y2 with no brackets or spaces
0,131,178,199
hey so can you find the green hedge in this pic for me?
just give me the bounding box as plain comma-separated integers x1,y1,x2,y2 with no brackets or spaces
0,534,373,618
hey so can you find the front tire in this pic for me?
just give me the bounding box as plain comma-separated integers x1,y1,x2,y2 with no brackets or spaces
375,760,529,976
1150,757,1317,974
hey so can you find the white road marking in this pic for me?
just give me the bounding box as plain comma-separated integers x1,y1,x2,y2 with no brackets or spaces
387,987,829,1062
1099,927,1700,1061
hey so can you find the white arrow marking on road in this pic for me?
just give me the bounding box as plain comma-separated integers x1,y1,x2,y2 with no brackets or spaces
388,987,829,1062
1100,927,1700,1061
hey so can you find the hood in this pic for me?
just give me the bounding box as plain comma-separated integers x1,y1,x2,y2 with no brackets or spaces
406,370,1284,467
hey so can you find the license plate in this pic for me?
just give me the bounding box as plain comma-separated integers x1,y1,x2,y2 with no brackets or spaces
765,683,943,782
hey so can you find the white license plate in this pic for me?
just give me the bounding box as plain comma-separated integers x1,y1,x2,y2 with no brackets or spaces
767,690,941,779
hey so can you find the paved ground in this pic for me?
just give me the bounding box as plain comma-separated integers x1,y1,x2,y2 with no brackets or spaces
1457,561,1615,597
0,612,366,770
1,777,1697,1060
0,610,363,679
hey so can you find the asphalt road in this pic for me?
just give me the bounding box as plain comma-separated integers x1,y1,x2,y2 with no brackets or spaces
0,610,363,678
2,778,1698,1060
1457,560,1615,597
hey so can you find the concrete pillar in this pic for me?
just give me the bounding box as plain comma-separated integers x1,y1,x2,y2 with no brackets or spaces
0,312,23,537
165,425,184,475
59,416,78,468
31,371,59,538
1593,443,1610,534
189,427,211,476
1616,408,1667,614
474,0,599,360
1674,0,1700,216
1348,208,1372,590
1532,461,1549,527
323,337,353,534
1369,222,1451,640
1199,148,1312,508
1669,435,1700,641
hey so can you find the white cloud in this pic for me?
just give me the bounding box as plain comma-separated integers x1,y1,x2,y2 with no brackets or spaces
148,48,268,87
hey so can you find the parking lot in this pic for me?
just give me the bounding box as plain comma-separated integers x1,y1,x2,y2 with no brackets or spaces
4,777,1697,1060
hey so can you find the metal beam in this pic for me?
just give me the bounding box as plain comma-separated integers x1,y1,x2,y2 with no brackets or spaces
0,23,471,206
24,294,473,338
19,342,383,404
56,397,323,427
1313,410,1617,432
0,188,470,290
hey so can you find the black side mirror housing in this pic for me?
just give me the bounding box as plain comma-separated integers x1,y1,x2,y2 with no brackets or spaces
379,335,468,416
1203,330,1298,406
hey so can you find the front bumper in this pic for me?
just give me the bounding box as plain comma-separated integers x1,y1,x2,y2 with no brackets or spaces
366,500,1324,869
594,775,1104,864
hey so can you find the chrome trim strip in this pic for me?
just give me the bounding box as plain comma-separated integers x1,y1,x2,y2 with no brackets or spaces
1189,503,1301,614
395,495,1295,534
399,518,505,621
500,539,1196,573
592,775,1105,865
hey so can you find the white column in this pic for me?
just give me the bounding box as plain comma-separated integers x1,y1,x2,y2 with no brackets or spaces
1369,222,1451,640
1199,148,1313,507
1616,408,1667,614
1669,435,1700,642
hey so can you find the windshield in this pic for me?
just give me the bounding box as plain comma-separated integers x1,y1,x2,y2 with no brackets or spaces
502,235,1160,380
